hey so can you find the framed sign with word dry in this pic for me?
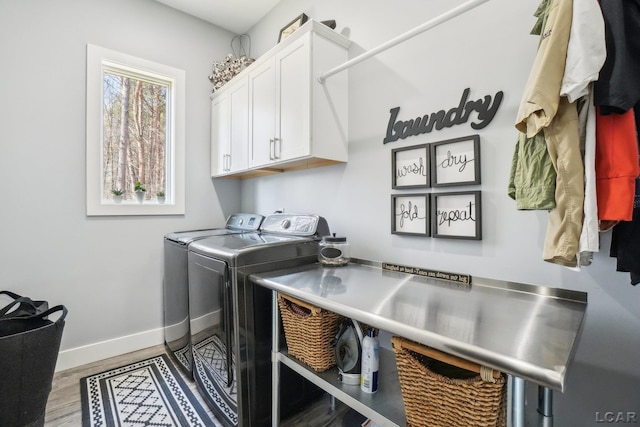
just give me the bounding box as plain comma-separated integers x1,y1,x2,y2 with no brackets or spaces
431,135,480,187
391,143,430,189
391,194,430,236
431,191,481,240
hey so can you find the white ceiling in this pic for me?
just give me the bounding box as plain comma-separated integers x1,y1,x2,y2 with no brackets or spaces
153,0,281,34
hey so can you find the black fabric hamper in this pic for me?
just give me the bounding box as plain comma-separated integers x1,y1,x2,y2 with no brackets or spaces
0,291,49,318
0,292,67,427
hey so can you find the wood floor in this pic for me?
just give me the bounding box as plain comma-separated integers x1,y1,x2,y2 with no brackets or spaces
44,345,350,427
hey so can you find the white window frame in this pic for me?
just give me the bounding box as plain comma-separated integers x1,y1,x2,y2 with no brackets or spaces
86,44,185,216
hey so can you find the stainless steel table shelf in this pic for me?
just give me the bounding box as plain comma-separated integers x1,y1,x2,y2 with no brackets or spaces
278,348,406,426
253,260,588,427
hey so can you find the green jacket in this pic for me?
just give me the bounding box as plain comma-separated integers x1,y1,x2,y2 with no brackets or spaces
508,131,556,210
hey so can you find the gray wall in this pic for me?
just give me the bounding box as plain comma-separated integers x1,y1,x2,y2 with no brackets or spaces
0,0,240,365
242,0,640,424
0,0,638,423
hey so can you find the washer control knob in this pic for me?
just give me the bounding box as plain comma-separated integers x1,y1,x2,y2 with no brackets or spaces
281,219,291,229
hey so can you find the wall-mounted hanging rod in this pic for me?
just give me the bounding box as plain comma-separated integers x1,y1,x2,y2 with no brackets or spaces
317,0,491,84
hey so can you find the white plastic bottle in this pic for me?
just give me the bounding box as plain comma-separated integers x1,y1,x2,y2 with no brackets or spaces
360,329,379,393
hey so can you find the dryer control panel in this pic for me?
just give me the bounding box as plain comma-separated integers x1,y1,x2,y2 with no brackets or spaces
226,213,264,231
260,214,330,237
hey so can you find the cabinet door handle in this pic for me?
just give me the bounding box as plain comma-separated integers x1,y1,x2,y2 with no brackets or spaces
274,137,281,160
269,138,275,160
227,154,231,171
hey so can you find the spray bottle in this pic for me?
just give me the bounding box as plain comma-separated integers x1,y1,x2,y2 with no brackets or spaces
360,329,379,393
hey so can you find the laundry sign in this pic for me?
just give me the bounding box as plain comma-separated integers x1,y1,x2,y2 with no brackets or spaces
383,88,503,144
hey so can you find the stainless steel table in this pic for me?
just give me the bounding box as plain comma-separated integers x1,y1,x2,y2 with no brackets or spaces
250,260,587,426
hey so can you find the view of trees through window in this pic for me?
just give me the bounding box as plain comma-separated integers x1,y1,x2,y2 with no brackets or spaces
102,69,168,201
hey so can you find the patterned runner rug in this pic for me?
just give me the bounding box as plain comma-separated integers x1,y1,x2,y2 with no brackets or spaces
174,342,192,374
80,353,218,427
193,335,237,426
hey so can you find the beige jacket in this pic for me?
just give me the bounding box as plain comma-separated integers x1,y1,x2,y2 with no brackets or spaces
515,0,584,267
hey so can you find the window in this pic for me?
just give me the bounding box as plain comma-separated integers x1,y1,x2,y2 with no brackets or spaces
86,44,185,215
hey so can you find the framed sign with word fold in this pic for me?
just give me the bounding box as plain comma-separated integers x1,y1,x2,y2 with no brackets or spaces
391,194,430,236
431,191,481,240
391,143,430,189
430,134,480,187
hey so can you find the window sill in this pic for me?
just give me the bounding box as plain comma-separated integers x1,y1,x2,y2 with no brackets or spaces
87,200,184,216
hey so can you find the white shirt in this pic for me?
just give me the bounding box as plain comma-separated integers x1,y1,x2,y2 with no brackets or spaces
561,0,605,268
560,0,606,102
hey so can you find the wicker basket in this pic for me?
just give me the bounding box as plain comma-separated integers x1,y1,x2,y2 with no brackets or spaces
277,293,343,372
391,336,507,427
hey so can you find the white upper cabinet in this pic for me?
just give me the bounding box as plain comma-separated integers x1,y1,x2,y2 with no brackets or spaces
247,57,277,168
211,90,230,176
250,35,311,168
211,76,249,176
211,20,350,178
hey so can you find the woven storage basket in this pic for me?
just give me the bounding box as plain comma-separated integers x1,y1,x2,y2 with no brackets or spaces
277,293,343,372
391,336,507,427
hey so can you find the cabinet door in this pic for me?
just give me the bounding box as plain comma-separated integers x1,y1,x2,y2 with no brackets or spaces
211,92,230,176
249,58,276,168
276,35,311,161
228,78,249,172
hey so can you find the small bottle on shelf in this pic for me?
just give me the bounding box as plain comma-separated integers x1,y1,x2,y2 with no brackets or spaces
360,329,379,393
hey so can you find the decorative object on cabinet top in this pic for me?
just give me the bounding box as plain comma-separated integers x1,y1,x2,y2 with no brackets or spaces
210,19,351,100
231,34,253,63
278,13,309,43
321,20,337,30
208,34,255,93
208,54,247,92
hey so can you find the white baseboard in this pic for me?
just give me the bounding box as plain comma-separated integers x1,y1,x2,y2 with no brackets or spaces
57,312,224,373
55,327,164,372
164,316,189,342
190,310,221,335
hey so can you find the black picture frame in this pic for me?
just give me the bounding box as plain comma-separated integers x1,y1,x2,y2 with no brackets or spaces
431,191,482,240
391,143,430,189
278,13,309,43
391,194,430,236
430,134,481,187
